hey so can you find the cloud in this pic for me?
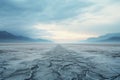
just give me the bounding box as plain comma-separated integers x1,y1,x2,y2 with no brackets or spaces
34,23,96,42
0,0,92,21
0,0,120,42
0,0,92,39
53,0,120,36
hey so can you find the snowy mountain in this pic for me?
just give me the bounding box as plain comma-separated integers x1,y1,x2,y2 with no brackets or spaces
0,31,52,42
85,33,120,42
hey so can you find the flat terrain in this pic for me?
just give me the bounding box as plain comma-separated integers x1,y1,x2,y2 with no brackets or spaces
0,43,120,80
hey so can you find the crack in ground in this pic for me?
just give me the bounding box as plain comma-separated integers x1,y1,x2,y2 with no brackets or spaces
0,45,120,80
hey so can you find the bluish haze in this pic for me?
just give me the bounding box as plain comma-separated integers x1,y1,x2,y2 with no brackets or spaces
0,0,120,42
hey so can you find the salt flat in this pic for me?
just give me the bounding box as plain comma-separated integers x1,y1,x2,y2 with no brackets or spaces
0,43,120,80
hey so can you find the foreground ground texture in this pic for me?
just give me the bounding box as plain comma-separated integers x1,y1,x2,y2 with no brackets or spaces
0,43,120,80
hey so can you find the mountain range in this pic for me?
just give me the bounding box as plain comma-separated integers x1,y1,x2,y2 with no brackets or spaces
84,33,120,42
1,31,120,43
0,31,52,42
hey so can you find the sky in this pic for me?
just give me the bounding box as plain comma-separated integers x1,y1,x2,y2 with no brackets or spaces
0,0,120,42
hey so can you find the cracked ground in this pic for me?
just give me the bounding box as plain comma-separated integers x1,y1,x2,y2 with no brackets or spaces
0,43,120,80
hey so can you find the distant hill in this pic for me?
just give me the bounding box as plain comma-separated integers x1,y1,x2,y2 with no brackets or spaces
0,31,52,42
84,33,120,42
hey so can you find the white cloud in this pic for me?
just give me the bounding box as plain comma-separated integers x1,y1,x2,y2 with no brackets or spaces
0,0,120,42
34,23,96,42
55,1,120,36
